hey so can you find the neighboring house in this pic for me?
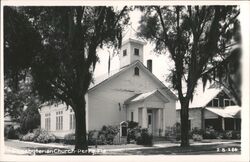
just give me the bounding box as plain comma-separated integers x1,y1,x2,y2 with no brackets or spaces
176,85,241,131
39,37,177,138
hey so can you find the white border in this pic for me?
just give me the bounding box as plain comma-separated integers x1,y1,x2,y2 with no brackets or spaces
1,1,249,162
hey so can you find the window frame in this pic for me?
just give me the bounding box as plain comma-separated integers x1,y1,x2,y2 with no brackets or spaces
224,99,230,107
69,109,76,130
45,113,51,131
123,49,127,56
212,98,219,107
134,48,139,56
134,67,139,76
56,111,63,130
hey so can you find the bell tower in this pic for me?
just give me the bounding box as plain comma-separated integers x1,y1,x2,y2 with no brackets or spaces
119,38,146,69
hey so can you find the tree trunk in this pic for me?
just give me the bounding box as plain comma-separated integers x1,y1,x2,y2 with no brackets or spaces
180,99,190,147
74,98,88,152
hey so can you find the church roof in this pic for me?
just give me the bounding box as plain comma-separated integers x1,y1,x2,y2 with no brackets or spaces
88,60,177,100
89,63,132,90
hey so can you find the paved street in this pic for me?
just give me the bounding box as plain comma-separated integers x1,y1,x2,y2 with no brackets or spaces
4,139,241,155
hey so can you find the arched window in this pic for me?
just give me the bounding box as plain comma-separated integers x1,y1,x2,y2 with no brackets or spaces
134,67,139,76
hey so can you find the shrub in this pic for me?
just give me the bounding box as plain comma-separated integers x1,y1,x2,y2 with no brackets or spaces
21,128,56,143
34,129,56,143
232,131,241,139
192,134,203,141
222,131,233,139
127,121,138,129
96,125,119,145
21,132,36,141
191,127,204,136
127,126,141,143
19,101,40,134
127,121,139,143
5,126,20,139
165,123,181,141
64,133,75,145
136,128,153,146
98,134,107,145
88,130,98,145
203,126,218,139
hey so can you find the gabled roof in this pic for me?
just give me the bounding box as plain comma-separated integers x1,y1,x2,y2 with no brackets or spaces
124,89,169,104
89,65,129,89
176,86,224,110
206,106,241,118
88,60,178,100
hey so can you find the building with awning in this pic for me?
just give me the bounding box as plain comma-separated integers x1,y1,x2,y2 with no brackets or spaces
176,85,241,131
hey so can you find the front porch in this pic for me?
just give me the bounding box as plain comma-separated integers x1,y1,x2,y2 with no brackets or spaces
124,90,171,136
136,108,165,136
203,106,241,131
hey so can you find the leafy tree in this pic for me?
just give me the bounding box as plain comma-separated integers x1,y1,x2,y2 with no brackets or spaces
7,6,130,151
19,95,41,134
4,7,42,91
202,46,241,106
4,81,28,120
138,6,240,146
4,7,42,131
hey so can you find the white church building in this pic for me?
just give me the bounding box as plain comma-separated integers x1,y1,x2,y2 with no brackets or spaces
39,37,177,138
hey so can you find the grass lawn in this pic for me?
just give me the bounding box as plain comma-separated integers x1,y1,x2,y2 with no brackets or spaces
104,142,241,155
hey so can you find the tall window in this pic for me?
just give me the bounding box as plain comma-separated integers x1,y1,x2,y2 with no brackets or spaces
131,112,134,121
45,113,51,131
123,49,127,56
134,67,139,76
134,48,139,56
224,99,230,107
69,109,76,130
212,98,219,107
56,111,63,130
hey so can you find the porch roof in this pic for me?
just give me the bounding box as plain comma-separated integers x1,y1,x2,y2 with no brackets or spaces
124,89,169,104
205,106,241,118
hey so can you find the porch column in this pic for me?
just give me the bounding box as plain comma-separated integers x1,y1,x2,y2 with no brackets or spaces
162,108,166,136
221,117,225,130
157,109,162,136
142,107,147,128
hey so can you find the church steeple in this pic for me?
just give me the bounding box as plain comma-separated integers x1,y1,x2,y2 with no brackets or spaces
119,26,146,69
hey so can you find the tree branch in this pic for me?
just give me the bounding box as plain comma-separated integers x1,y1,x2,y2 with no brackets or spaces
155,6,169,46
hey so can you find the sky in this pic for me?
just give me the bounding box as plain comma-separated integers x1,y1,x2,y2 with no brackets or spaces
94,9,174,88
93,8,213,95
